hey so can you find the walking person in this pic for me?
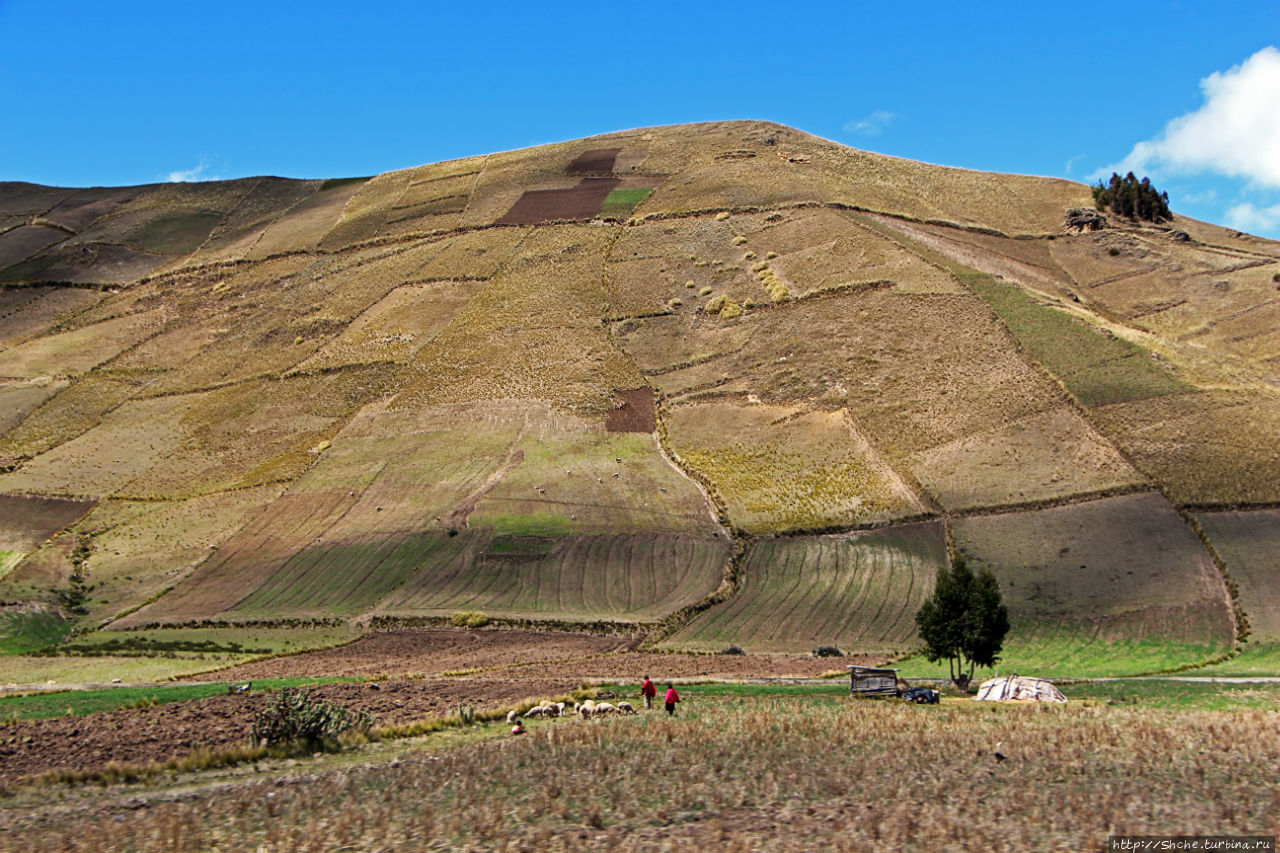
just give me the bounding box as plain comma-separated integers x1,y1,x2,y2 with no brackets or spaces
664,683,680,716
640,675,657,710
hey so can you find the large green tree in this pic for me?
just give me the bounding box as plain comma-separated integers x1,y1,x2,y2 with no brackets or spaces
915,556,1010,692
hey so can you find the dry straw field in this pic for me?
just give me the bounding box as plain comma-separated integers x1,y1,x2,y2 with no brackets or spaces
3,682,1278,851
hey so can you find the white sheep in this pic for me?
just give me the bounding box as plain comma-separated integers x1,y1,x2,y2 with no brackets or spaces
524,706,545,718
594,702,618,715
616,701,636,715
506,710,518,724
576,700,597,718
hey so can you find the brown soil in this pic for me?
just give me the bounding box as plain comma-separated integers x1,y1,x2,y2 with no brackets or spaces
565,148,622,176
605,386,657,433
0,629,869,785
215,629,641,680
496,177,620,225
0,677,579,785
0,493,97,550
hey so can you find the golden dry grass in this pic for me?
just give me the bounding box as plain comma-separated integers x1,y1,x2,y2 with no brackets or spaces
5,693,1278,851
666,402,926,532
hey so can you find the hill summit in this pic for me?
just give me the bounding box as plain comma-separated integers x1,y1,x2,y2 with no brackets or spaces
1,121,1277,669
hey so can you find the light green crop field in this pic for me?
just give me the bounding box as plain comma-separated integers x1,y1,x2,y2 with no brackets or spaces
894,626,1226,679
967,273,1190,407
663,521,946,654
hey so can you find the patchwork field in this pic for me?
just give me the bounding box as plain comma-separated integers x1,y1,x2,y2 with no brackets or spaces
0,120,1276,680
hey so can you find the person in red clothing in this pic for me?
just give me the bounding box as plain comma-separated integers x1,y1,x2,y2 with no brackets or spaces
640,675,657,710
664,684,680,716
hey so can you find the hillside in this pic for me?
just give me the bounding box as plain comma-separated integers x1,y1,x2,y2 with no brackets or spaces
1,121,1277,669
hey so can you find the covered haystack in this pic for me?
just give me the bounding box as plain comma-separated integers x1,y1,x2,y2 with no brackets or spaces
973,676,1067,703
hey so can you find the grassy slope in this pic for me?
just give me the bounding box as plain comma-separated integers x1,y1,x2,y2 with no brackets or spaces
0,121,1276,667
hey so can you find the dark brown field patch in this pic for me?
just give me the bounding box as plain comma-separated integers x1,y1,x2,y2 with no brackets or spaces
0,243,170,285
0,226,67,272
605,386,656,433
565,148,622,176
496,177,620,225
0,493,97,552
41,187,155,233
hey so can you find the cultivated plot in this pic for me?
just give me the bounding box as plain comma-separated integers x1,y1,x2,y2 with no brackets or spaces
663,521,947,654
666,402,927,532
954,492,1233,670
1197,508,1280,642
1093,389,1280,505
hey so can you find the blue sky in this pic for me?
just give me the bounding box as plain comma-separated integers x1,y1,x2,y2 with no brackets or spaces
2,1,1278,236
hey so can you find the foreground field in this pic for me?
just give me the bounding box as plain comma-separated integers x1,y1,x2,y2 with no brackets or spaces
2,680,1277,851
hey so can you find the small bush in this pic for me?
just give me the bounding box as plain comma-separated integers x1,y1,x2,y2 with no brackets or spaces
667,297,683,308
720,644,746,655
812,646,843,658
685,280,696,288
733,236,747,246
715,212,731,221
766,251,778,259
699,286,713,296
450,610,490,628
251,688,374,750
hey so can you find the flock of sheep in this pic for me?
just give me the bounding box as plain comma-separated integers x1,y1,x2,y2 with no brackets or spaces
508,698,636,722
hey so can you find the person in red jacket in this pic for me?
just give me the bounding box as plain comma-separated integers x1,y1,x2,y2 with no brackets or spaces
640,675,657,710
664,684,680,716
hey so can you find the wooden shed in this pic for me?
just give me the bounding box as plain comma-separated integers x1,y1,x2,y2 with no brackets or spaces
848,665,900,697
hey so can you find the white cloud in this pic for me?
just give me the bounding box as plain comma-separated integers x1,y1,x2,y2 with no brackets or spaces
844,110,895,136
165,159,218,182
1225,201,1280,234
1095,46,1280,186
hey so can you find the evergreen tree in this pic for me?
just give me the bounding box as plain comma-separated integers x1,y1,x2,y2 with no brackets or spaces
914,556,1010,692
1092,172,1172,222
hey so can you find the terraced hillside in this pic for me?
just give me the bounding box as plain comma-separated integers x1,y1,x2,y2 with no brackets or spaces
1,121,1276,667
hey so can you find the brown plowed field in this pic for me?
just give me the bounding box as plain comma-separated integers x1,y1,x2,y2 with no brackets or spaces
213,629,849,681
0,629,858,785
496,177,620,224
0,677,579,786
565,148,621,175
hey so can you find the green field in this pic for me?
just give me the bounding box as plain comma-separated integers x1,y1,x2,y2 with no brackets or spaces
0,676,356,722
967,274,1189,407
0,608,70,655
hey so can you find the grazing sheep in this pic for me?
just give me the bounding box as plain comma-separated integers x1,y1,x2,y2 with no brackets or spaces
616,701,636,715
577,700,597,718
594,702,618,715
506,710,518,724
524,706,545,718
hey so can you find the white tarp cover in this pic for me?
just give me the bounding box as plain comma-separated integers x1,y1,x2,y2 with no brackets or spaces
973,676,1067,703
